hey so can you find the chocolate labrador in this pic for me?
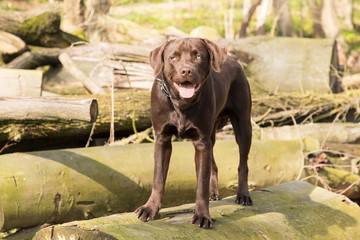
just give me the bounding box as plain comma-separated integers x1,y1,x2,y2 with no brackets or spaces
135,38,252,229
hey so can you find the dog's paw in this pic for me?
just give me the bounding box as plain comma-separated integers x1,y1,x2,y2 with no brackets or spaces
191,213,213,229
209,192,221,201
235,194,253,206
135,204,160,222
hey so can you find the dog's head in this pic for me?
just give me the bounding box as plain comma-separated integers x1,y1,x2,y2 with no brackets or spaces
149,38,227,99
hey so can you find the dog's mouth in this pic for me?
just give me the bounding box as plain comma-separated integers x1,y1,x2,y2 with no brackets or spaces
173,81,201,99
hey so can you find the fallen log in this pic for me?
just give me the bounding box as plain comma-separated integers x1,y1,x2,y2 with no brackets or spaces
0,139,312,231
258,123,360,144
0,68,42,97
5,48,62,69
7,181,360,240
0,90,151,151
219,37,343,94
1,90,360,153
0,97,98,122
44,37,340,95
59,52,106,94
0,31,28,64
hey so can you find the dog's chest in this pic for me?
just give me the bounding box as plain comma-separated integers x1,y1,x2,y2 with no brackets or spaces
171,111,199,139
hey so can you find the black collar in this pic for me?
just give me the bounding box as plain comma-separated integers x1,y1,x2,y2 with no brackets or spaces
155,78,170,98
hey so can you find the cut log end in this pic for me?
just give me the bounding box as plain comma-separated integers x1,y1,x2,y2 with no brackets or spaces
90,99,98,123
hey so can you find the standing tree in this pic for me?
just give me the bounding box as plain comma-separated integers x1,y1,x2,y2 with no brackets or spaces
272,0,296,36
307,0,326,38
64,0,86,26
256,0,273,35
321,0,341,38
239,0,263,38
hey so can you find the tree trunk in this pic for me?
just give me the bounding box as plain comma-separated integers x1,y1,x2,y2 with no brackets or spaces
239,0,263,38
343,0,354,30
0,4,79,48
0,139,309,232
0,98,98,122
272,0,296,36
321,0,341,38
8,181,360,240
307,0,326,38
255,0,273,35
63,0,86,25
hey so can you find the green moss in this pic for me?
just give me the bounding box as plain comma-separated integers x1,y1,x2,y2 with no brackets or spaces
18,12,60,44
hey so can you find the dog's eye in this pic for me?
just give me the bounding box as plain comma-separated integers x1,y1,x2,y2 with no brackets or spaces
170,56,177,61
196,54,202,59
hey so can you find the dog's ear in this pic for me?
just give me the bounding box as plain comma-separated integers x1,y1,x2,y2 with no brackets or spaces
201,38,228,73
149,40,173,77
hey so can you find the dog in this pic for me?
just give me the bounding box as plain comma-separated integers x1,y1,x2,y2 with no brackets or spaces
135,38,252,229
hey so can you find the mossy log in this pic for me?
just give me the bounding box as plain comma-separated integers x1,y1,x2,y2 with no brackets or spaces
7,182,360,240
0,139,312,231
5,48,62,69
0,90,151,152
0,4,80,48
1,90,359,153
0,98,98,122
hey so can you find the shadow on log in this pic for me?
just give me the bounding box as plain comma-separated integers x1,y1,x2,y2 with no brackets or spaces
0,139,314,231
7,182,360,240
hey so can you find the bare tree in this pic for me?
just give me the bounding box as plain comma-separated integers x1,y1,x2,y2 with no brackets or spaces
343,0,354,30
239,0,263,38
272,0,296,36
256,0,273,35
64,0,86,25
321,0,341,38
307,0,326,38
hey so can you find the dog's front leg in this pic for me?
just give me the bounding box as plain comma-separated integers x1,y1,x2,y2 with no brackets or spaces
135,134,172,222
191,138,212,229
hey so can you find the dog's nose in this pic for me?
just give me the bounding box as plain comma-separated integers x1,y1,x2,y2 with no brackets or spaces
181,67,193,78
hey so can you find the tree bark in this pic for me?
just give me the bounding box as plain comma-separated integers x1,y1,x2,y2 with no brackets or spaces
64,0,86,25
239,0,263,38
306,0,326,38
0,139,308,231
343,0,354,30
8,182,360,240
255,0,273,35
321,0,341,38
272,0,296,36
0,97,98,122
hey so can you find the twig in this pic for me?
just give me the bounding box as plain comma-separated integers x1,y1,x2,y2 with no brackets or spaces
338,178,360,195
0,141,16,154
85,122,96,148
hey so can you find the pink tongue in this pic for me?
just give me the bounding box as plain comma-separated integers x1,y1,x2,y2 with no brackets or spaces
179,84,195,98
